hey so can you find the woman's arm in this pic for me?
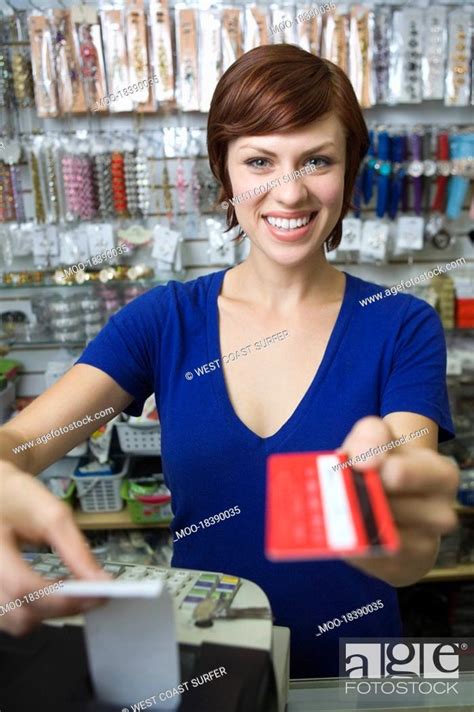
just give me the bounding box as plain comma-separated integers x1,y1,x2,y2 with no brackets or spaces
1,364,133,474
341,414,459,587
0,364,135,635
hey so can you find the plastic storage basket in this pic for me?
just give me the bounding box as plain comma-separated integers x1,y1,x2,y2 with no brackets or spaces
72,458,130,513
115,422,161,455
120,480,172,524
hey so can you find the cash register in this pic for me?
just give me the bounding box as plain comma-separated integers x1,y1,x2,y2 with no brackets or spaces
6,553,291,712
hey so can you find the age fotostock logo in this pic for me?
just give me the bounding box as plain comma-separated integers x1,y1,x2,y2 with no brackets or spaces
340,639,472,698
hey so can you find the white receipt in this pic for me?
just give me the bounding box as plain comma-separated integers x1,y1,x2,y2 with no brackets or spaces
59,580,180,709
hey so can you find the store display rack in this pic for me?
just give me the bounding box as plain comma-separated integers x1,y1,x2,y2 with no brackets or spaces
73,504,474,583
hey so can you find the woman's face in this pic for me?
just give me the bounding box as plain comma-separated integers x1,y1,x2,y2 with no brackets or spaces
226,113,346,265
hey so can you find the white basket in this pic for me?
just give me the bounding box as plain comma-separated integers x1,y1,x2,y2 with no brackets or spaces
115,422,161,455
72,458,130,513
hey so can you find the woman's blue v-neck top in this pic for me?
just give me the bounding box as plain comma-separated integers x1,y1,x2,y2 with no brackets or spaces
76,268,454,679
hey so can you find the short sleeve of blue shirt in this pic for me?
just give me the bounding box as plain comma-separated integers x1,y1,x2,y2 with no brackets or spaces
379,294,454,441
76,287,166,416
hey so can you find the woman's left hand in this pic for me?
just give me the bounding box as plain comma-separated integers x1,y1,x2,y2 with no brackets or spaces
340,416,460,587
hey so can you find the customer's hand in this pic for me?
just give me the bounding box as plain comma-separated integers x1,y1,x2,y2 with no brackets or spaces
0,461,110,635
339,417,459,587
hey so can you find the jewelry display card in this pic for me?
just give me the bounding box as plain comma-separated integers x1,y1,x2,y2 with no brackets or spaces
295,6,323,55
71,6,108,113
59,226,90,265
175,6,199,111
360,220,389,262
87,223,115,256
125,0,150,105
269,5,296,45
206,217,236,266
100,8,134,112
27,14,58,117
395,216,424,252
221,7,244,72
152,225,180,267
198,7,221,113
422,6,447,100
50,9,86,114
244,5,269,52
445,8,471,107
339,217,362,252
149,0,174,103
349,6,373,108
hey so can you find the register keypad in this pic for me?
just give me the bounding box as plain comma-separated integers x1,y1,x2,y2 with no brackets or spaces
24,553,240,611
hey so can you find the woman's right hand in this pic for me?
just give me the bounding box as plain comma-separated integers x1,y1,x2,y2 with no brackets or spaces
0,460,110,636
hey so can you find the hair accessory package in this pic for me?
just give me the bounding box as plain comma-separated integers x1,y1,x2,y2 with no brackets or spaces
445,8,472,107
71,5,108,113
198,6,221,113
221,6,244,72
27,14,58,117
244,4,269,52
100,7,134,112
175,5,199,111
149,0,175,104
125,0,151,107
49,8,86,115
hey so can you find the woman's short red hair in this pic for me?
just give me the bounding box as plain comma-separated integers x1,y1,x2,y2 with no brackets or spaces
207,44,369,250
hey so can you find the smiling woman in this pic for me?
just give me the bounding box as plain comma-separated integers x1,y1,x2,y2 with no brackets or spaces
208,44,369,251
0,43,458,688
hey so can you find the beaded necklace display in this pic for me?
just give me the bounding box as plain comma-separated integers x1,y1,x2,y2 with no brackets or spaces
30,151,46,223
111,152,128,216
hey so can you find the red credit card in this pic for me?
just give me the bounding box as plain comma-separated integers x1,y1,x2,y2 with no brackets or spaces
265,451,400,561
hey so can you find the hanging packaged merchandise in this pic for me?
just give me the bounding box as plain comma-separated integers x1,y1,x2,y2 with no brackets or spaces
221,5,244,72
294,5,323,56
395,216,424,253
388,133,406,221
445,8,472,107
71,5,107,113
0,140,24,224
49,8,86,114
360,219,389,263
206,217,236,266
244,4,269,52
446,134,474,220
175,5,199,111
348,6,374,108
28,141,47,224
124,149,140,218
198,6,221,113
110,151,129,216
339,217,362,253
372,7,390,105
269,4,296,45
374,131,391,219
321,7,348,74
149,0,174,103
152,224,182,272
407,132,425,218
125,0,151,107
11,48,34,108
42,136,62,224
0,162,16,223
100,7,134,112
94,152,115,219
389,9,416,104
135,144,151,217
27,14,58,117
422,6,447,101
